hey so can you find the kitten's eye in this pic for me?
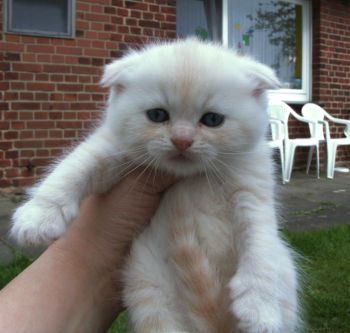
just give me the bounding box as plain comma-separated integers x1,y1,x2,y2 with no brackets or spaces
146,108,170,123
200,112,225,127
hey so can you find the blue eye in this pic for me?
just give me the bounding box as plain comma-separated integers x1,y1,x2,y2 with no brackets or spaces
146,108,170,123
200,112,225,127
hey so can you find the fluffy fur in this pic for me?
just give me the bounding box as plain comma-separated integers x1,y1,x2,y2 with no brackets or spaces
12,39,299,333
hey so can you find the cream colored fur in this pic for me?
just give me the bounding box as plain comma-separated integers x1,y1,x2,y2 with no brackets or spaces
12,39,299,333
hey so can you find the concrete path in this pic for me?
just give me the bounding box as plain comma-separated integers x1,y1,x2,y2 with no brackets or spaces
0,171,349,264
279,171,350,231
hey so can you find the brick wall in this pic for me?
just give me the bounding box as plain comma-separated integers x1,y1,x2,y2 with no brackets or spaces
0,0,176,187
311,0,350,166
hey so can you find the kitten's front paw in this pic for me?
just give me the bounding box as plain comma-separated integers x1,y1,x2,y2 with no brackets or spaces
230,273,282,333
11,199,78,246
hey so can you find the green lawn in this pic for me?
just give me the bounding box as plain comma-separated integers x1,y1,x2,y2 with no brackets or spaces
1,225,349,332
285,225,350,332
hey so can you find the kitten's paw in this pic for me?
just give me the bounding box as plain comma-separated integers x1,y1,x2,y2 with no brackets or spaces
11,199,78,246
230,274,282,333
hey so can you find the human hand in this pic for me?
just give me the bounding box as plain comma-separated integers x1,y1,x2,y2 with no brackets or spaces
55,169,176,310
0,170,175,333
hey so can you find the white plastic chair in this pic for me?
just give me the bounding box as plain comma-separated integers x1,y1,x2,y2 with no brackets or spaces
268,118,286,183
268,100,320,183
302,103,350,179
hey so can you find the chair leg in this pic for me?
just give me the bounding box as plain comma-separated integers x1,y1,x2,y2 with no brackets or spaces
327,142,338,179
285,144,296,183
306,146,314,175
279,144,285,184
315,144,320,179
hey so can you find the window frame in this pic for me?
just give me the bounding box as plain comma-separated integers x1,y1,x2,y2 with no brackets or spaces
4,0,75,39
222,0,312,104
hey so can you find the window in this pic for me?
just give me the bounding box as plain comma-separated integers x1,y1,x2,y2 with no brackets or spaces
177,0,222,41
177,0,312,103
4,0,75,38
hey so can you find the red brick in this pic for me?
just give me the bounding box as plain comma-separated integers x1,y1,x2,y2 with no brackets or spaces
19,112,34,120
13,178,36,187
27,45,55,53
4,112,19,120
12,102,41,110
26,121,55,129
27,83,55,91
57,47,82,55
19,92,34,101
6,35,21,43
49,130,63,138
35,92,49,100
85,13,110,22
0,122,10,130
44,139,71,148
51,55,65,63
12,63,42,72
11,122,26,129
0,103,10,110
5,169,21,178
19,73,33,80
139,20,160,28
0,179,12,187
57,84,84,92
84,48,109,57
4,131,19,139
22,54,36,62
20,131,34,139
56,121,82,129
118,8,130,16
34,112,49,120
0,160,11,168
43,65,70,73
0,43,24,52
0,141,12,150
20,150,35,158
4,92,18,100
37,54,51,62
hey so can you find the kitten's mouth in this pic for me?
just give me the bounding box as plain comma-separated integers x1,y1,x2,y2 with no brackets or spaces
168,152,194,163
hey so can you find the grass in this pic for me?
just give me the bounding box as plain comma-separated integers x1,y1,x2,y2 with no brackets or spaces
1,225,350,332
285,225,350,332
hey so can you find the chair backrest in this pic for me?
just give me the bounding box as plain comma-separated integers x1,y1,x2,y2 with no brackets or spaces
267,100,293,139
301,103,325,140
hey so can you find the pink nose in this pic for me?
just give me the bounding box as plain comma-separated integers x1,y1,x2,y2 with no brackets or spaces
171,137,193,151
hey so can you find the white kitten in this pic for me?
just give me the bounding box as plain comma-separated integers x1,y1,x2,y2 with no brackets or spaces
12,39,300,333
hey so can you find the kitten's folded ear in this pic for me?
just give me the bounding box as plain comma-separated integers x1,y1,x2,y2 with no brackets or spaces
100,60,124,88
243,59,282,97
100,52,141,89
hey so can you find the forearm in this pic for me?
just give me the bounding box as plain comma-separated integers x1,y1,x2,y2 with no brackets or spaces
0,235,121,333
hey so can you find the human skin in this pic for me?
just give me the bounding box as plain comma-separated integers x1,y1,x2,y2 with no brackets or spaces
0,170,174,333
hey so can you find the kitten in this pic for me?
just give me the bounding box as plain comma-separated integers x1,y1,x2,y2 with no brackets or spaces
12,39,300,333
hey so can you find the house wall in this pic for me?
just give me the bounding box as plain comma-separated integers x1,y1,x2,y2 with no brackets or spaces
310,0,350,165
0,0,176,187
0,0,350,188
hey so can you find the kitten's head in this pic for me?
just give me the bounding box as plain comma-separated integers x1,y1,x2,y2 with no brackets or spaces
101,39,280,177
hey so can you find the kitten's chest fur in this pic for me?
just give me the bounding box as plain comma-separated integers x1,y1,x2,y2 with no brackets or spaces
149,176,238,282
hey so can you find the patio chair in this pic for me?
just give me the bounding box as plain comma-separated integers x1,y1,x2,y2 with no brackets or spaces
301,103,350,179
268,100,320,183
268,118,286,183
